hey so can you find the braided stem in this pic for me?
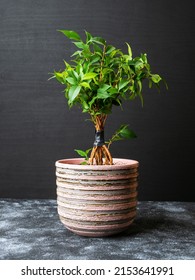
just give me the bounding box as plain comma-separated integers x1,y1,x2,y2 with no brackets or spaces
89,114,113,165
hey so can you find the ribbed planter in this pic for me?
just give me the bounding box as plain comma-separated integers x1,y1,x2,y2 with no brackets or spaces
55,158,139,237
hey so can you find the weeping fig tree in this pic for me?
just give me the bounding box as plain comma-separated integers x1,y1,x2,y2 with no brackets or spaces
51,30,167,165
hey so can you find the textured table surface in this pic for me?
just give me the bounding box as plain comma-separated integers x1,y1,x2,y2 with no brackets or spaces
0,199,194,260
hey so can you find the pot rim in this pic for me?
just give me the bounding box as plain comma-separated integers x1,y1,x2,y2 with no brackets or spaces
55,158,139,170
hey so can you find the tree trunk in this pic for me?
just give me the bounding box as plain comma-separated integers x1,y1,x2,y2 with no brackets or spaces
89,114,113,165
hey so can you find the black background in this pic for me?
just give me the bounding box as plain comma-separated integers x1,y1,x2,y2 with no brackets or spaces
0,0,194,201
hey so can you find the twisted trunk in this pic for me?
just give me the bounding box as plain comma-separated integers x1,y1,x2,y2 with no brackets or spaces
89,114,113,165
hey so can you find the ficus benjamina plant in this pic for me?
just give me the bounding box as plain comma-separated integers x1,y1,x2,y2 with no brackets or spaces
51,30,167,165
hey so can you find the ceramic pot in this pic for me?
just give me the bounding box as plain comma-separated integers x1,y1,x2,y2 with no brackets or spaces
55,158,139,237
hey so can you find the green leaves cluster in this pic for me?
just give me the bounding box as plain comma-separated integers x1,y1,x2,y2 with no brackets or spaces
52,30,165,116
106,124,137,149
74,148,92,165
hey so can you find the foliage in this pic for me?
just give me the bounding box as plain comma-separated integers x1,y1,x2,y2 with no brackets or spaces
74,148,92,165
106,124,137,149
53,30,163,115
51,30,166,164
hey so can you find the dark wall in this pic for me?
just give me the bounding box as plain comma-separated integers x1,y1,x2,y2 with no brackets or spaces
0,0,194,200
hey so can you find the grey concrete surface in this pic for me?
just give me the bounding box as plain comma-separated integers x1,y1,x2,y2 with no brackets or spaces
0,200,194,260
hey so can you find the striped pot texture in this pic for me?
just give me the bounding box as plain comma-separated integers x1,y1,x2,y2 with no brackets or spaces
55,158,139,237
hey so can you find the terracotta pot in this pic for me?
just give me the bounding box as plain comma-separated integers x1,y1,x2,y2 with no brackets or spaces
55,158,139,237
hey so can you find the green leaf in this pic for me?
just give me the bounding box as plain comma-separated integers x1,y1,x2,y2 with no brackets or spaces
85,30,92,43
72,70,79,81
93,44,103,55
119,80,129,91
98,84,111,92
106,124,137,149
58,30,81,41
80,161,88,165
141,53,147,63
97,84,111,99
89,96,98,108
110,49,120,58
106,45,116,54
89,55,101,64
92,37,106,45
68,85,81,103
74,149,87,158
74,148,92,163
76,64,84,78
137,80,142,92
54,71,64,84
135,60,144,71
71,50,82,57
151,74,162,83
83,72,97,80
86,148,92,155
97,91,110,99
126,42,132,60
136,80,144,106
119,125,137,139
82,101,89,112
73,41,88,50
80,82,91,89
66,77,76,85
108,87,118,95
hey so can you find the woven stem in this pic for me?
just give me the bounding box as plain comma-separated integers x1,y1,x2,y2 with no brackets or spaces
89,114,113,165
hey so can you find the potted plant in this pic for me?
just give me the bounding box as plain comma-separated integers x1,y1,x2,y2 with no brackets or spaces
51,30,166,237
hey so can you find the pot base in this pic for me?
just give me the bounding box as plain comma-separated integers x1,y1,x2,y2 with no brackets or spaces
65,221,135,237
